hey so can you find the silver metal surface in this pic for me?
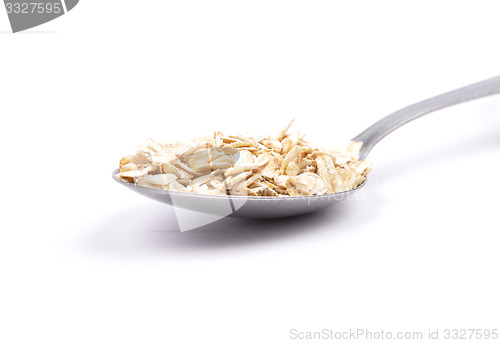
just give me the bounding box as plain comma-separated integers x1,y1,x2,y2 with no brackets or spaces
112,169,365,219
354,75,500,160
113,75,500,219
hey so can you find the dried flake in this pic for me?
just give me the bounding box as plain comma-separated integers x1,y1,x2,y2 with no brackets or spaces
286,172,327,196
259,137,282,152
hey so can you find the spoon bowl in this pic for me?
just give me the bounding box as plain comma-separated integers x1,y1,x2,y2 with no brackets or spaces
112,169,365,218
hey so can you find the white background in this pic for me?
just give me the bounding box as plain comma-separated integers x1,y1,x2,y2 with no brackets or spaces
1,1,499,342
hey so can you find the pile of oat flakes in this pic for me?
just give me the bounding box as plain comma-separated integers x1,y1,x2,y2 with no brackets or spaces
116,120,372,196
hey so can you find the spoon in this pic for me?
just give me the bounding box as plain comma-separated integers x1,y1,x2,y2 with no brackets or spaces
113,75,500,219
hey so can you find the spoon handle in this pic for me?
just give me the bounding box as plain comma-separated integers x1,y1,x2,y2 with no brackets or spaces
353,75,500,160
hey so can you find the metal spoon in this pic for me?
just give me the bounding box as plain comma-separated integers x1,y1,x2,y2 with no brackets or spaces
113,75,500,219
